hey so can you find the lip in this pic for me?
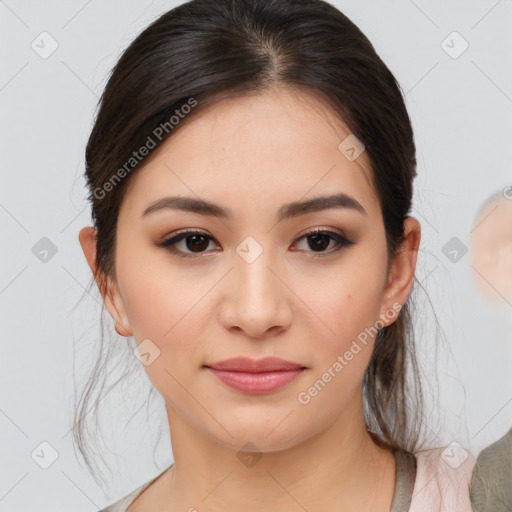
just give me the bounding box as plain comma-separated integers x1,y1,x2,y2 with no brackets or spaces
204,357,307,394
205,356,305,372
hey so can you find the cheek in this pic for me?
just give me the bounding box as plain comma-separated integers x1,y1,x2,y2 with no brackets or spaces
293,292,381,417
115,244,210,359
297,252,388,384
116,262,209,402
308,257,386,339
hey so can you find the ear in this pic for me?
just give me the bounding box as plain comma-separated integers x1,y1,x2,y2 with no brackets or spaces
378,216,421,327
78,226,133,337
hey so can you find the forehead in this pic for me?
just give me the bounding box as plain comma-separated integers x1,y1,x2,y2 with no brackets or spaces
120,87,379,221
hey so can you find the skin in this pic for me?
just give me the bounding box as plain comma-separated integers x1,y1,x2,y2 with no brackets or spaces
79,86,421,512
470,194,512,302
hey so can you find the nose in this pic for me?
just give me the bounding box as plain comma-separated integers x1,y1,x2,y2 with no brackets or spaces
218,246,293,339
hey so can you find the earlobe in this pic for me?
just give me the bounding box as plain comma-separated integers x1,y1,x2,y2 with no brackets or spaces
78,226,133,337
103,284,134,338
379,216,421,327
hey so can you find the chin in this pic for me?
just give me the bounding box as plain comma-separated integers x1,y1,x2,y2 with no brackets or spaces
209,418,315,455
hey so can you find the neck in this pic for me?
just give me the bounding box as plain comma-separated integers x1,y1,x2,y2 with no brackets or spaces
161,387,396,512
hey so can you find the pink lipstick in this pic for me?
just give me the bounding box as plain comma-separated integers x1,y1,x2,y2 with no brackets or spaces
204,356,306,394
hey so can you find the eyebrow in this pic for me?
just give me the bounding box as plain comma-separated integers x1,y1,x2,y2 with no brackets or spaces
142,193,367,221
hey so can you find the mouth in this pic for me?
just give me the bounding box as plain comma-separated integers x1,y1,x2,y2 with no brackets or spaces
204,356,306,373
203,357,307,394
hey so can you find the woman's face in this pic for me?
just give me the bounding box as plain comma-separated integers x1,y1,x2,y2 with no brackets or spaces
83,87,419,453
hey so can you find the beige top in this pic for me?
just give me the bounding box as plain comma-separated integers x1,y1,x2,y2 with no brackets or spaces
100,446,475,511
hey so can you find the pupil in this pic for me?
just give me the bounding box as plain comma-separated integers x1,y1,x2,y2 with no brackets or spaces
309,233,329,251
187,235,208,252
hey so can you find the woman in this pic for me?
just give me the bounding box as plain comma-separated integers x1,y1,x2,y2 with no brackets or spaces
76,0,475,510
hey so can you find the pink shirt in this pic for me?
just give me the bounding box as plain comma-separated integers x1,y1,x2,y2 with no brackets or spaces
409,447,476,511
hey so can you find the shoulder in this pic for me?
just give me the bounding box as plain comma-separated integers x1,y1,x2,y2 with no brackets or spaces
470,428,512,512
99,484,148,512
98,464,174,512
409,445,476,512
99,486,145,512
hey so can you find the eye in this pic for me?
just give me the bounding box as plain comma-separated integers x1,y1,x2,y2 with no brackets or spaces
157,229,219,258
292,228,355,256
157,228,355,258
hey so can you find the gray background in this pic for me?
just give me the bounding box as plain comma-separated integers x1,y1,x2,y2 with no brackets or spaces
1,0,511,510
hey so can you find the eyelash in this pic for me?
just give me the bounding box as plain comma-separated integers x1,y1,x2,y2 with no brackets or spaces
157,228,355,259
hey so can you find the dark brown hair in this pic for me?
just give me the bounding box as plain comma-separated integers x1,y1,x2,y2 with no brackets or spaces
74,0,434,486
